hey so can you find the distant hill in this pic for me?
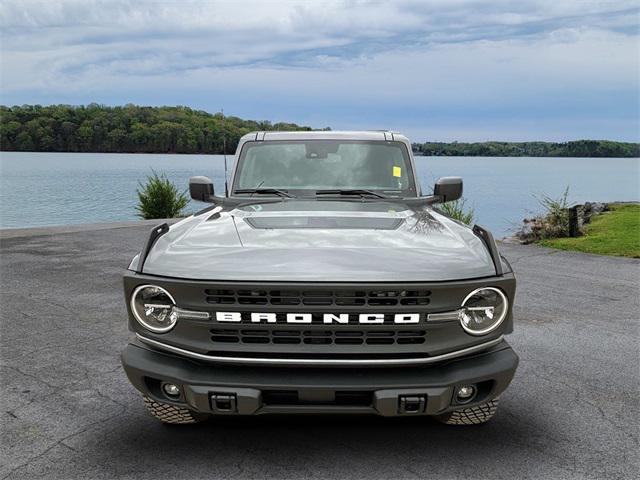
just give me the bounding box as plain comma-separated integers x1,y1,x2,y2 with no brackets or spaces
1,104,637,157
412,140,639,158
0,104,321,154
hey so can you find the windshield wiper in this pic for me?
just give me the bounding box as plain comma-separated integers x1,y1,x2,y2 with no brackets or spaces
315,189,387,199
234,188,295,198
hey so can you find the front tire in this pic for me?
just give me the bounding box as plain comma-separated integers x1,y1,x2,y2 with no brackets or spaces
142,396,208,424
435,398,499,425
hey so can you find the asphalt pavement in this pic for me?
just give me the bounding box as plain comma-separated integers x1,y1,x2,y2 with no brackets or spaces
1,222,638,480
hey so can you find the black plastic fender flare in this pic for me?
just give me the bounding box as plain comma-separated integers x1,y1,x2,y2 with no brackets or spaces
473,224,503,276
136,223,169,274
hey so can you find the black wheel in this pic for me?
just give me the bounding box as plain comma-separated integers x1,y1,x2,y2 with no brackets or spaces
142,396,208,424
435,398,499,425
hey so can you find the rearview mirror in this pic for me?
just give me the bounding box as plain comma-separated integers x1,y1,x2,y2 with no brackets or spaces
433,177,463,203
189,176,215,202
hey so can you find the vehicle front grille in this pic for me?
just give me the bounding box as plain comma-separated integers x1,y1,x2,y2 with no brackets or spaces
201,285,436,356
210,327,427,346
204,288,431,307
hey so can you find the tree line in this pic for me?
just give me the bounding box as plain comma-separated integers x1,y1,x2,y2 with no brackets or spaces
1,104,637,157
0,104,321,154
412,140,639,158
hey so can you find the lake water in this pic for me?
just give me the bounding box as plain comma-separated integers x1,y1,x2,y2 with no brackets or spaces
1,152,638,237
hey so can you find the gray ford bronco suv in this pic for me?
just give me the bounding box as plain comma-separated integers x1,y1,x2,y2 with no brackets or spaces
122,131,518,425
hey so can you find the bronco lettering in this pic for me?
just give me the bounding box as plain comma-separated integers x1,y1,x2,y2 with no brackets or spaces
215,312,421,324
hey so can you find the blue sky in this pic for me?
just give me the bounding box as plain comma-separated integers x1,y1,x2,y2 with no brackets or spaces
1,0,638,142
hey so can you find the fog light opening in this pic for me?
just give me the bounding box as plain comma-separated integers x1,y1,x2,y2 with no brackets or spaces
162,383,181,399
455,385,476,404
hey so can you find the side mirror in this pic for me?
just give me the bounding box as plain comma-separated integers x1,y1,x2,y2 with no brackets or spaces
189,176,215,202
433,177,463,203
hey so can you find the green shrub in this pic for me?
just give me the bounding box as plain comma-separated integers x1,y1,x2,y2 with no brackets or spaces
438,198,475,225
136,170,188,219
515,186,573,242
534,186,571,238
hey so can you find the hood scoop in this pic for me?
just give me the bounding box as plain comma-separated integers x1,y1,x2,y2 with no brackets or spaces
244,216,403,230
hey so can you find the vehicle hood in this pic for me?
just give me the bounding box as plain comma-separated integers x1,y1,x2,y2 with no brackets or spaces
139,200,496,282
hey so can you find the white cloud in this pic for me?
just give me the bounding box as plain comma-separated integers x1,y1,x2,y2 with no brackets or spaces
2,0,637,76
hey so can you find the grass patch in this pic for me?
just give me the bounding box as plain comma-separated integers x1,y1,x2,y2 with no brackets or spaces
539,204,640,258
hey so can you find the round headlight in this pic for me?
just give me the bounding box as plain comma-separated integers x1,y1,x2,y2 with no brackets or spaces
459,287,508,335
130,285,177,333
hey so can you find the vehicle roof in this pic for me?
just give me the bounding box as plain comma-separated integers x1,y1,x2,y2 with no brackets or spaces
239,130,410,143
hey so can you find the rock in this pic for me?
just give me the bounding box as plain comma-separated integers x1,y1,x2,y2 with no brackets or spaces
512,202,611,241
500,235,525,244
581,202,608,225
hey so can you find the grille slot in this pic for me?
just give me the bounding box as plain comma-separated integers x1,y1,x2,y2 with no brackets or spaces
261,390,373,406
210,328,240,343
204,288,431,307
210,328,426,345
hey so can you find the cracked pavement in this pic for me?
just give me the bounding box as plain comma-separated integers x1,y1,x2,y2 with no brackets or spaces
1,222,638,479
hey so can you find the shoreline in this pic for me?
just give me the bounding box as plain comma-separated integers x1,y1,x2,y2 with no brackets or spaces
2,150,639,159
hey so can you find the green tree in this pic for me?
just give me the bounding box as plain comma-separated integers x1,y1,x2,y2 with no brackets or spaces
136,171,189,219
1,104,638,157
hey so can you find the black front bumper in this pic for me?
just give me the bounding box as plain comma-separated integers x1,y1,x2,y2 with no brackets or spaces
121,340,518,416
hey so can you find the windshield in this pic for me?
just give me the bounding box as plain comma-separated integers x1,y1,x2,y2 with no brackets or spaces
232,140,417,197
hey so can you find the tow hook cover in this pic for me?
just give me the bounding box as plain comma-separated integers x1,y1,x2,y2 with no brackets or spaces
398,395,427,414
210,393,238,413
